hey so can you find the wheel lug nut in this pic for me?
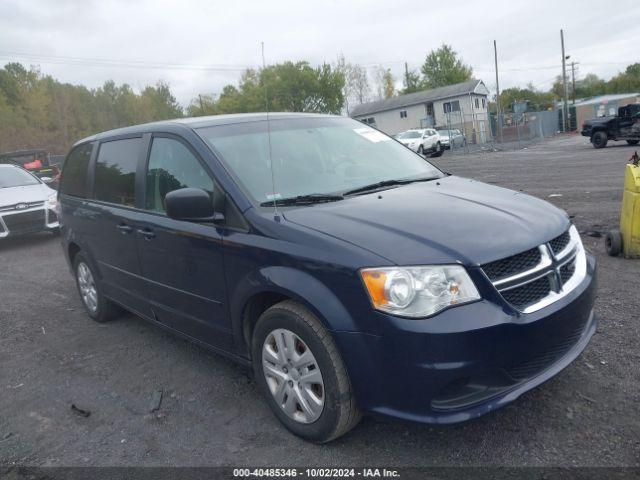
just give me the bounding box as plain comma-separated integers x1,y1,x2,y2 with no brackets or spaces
282,367,288,373
288,380,293,387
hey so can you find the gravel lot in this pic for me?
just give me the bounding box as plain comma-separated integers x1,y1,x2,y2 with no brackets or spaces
1,134,639,467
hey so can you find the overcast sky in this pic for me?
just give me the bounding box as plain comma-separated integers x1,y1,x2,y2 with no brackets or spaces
1,0,638,106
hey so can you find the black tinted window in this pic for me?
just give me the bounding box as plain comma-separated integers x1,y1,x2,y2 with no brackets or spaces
60,143,92,197
145,137,214,213
94,138,141,206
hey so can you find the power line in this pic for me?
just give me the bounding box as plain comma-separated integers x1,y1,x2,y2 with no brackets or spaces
0,51,254,72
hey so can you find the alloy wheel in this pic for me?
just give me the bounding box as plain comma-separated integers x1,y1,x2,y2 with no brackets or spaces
77,262,98,314
262,328,325,424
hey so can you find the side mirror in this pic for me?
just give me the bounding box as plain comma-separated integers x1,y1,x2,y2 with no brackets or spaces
165,188,223,223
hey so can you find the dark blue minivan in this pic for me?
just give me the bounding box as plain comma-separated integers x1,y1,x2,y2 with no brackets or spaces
59,113,597,442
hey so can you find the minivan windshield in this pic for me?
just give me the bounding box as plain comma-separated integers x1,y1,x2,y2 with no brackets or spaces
198,117,442,205
0,167,41,188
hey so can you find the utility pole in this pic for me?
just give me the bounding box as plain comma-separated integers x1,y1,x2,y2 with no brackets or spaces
493,40,502,143
571,61,577,104
405,62,409,90
560,29,570,132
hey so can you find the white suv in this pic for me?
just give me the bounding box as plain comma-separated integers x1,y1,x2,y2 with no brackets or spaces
395,129,443,157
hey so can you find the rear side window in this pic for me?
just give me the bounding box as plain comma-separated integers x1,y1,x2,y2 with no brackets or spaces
145,137,214,213
94,138,141,207
60,143,92,197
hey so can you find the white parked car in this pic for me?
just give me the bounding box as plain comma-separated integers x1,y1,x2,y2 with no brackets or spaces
0,164,59,238
395,129,443,157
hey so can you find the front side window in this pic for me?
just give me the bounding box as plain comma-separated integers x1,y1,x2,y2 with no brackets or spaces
60,143,92,198
145,137,214,213
94,138,141,207
0,166,40,188
198,117,442,205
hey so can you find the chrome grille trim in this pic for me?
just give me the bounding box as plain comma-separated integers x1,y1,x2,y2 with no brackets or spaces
0,201,45,212
483,226,587,313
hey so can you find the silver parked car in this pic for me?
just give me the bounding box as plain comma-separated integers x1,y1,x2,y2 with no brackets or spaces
436,128,467,149
0,164,59,238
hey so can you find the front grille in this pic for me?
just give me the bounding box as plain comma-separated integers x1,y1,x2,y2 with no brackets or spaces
506,320,587,382
482,247,541,282
501,275,553,311
0,201,45,212
559,258,576,284
549,230,571,255
2,209,46,234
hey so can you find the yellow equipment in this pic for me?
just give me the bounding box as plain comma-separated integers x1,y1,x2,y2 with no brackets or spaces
606,153,640,258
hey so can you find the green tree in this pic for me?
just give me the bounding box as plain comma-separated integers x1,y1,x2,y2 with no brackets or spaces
420,44,473,89
195,61,345,116
498,84,555,112
606,63,640,94
401,66,421,94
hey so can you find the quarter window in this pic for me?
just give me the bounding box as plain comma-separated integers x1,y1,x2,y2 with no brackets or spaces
94,138,141,207
145,137,214,213
60,143,92,198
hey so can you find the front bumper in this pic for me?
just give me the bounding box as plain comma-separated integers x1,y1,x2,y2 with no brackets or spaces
0,206,59,238
334,252,597,424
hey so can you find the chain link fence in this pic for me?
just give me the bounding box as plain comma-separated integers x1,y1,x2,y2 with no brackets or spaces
437,110,561,154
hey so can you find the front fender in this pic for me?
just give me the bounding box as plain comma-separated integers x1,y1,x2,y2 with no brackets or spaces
229,266,361,355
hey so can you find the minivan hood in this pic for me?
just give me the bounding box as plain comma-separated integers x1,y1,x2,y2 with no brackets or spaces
283,176,569,266
0,183,52,207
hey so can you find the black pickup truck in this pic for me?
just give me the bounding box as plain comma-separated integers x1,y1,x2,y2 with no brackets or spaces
581,104,640,149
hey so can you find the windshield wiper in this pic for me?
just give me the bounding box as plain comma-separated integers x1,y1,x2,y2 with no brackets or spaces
343,177,440,196
260,193,344,207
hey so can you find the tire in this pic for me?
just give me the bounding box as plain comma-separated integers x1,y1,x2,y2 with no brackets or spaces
252,300,361,443
591,131,608,149
73,252,121,322
430,142,443,157
627,140,639,146
417,145,424,156
605,229,623,256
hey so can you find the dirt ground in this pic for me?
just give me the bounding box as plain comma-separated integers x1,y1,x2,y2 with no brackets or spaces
0,134,638,467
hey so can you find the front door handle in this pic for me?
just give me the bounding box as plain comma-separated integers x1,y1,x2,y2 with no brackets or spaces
137,228,156,240
117,223,133,234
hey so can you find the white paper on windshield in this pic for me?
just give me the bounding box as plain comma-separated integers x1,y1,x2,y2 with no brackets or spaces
353,127,391,143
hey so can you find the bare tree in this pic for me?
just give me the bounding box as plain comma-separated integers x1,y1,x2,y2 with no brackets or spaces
336,54,371,114
373,66,395,100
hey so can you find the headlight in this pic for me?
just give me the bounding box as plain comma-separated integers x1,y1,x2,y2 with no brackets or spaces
47,193,58,209
361,265,481,318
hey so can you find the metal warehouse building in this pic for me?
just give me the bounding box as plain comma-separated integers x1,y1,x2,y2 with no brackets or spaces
573,93,640,130
350,79,491,143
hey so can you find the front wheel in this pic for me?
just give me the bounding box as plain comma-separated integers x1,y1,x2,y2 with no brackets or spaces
430,142,443,157
252,300,360,443
591,131,608,149
417,145,424,156
627,140,639,146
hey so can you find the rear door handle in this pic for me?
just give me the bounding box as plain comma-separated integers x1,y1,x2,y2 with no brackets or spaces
137,228,156,240
117,223,133,234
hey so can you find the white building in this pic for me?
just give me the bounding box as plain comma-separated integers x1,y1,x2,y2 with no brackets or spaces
351,79,491,143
